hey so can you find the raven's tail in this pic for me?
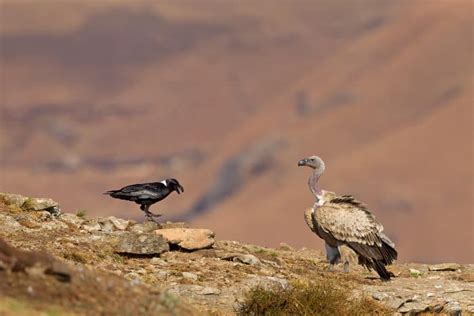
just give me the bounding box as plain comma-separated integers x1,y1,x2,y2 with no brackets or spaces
103,190,118,195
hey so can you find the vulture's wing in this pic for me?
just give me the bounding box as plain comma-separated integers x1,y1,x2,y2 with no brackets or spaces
315,195,397,269
315,195,384,247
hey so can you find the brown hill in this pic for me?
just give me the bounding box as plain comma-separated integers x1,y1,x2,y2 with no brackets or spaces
0,0,472,263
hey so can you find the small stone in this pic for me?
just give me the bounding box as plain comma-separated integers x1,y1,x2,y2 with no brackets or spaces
128,221,160,233
443,301,461,315
372,292,389,301
37,211,53,221
159,222,189,229
81,219,102,232
428,263,461,272
182,272,198,281
108,217,130,230
60,213,85,227
398,301,428,314
200,287,221,295
99,219,115,232
222,253,261,266
150,257,167,265
115,233,169,255
409,268,422,277
157,271,169,281
156,228,215,251
386,297,407,310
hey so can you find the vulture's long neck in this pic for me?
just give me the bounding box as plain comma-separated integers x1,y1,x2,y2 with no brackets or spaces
308,169,323,200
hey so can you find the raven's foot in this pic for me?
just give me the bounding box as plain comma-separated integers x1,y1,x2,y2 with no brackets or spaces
144,212,160,223
148,212,162,218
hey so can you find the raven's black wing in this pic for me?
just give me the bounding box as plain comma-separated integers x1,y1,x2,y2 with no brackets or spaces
105,182,169,202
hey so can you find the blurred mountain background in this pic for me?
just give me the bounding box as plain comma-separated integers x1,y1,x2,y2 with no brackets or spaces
1,0,472,263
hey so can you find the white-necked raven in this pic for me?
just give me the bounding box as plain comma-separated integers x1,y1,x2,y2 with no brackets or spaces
104,178,183,222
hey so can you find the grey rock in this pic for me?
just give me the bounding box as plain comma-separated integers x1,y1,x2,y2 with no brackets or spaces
108,216,130,230
98,218,115,232
81,219,102,232
244,276,289,291
157,270,170,281
128,221,160,234
182,272,198,281
60,213,85,227
372,292,389,301
159,222,189,229
0,193,61,215
150,257,167,265
429,263,461,272
201,287,221,295
398,301,429,314
222,253,261,266
444,301,462,315
115,233,169,255
37,211,53,221
386,297,408,310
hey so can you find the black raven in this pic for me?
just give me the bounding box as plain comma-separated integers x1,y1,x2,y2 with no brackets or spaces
104,178,184,222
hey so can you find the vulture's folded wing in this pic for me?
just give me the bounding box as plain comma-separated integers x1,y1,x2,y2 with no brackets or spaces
315,195,384,247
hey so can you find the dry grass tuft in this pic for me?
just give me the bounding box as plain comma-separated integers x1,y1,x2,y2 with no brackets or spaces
237,279,391,316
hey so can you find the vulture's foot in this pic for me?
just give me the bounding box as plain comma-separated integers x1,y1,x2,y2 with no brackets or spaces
327,264,336,272
343,262,350,273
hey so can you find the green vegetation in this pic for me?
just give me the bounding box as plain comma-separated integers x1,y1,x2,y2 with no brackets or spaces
237,279,391,316
21,198,36,211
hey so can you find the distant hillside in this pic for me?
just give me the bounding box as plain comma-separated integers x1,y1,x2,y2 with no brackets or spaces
0,0,472,263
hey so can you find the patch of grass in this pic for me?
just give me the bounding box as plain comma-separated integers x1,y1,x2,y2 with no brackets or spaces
63,251,89,264
75,209,87,218
21,198,36,211
237,279,391,316
0,297,69,316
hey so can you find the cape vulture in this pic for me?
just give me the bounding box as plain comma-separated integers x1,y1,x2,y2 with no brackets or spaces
298,156,397,280
104,179,184,222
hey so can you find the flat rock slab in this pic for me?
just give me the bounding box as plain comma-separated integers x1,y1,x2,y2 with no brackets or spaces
429,263,461,271
221,253,261,266
115,233,169,255
155,228,215,251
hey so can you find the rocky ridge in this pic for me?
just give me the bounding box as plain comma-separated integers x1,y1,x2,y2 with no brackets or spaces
0,193,473,315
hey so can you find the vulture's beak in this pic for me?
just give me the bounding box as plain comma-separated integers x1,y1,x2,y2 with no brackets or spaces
177,184,184,194
298,159,307,167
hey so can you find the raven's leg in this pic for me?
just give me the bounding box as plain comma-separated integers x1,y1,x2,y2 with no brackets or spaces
141,205,160,223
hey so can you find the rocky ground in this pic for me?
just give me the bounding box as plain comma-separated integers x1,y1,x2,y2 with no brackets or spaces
0,193,473,315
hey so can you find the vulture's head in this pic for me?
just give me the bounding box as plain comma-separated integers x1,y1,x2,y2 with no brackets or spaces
166,178,184,194
298,155,325,173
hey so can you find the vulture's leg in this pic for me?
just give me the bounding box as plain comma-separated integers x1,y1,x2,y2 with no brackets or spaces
325,243,340,272
343,261,350,273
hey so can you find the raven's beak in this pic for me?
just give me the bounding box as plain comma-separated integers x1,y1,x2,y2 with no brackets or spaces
298,159,307,167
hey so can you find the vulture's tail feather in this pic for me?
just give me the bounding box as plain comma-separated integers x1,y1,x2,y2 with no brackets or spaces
373,260,392,281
